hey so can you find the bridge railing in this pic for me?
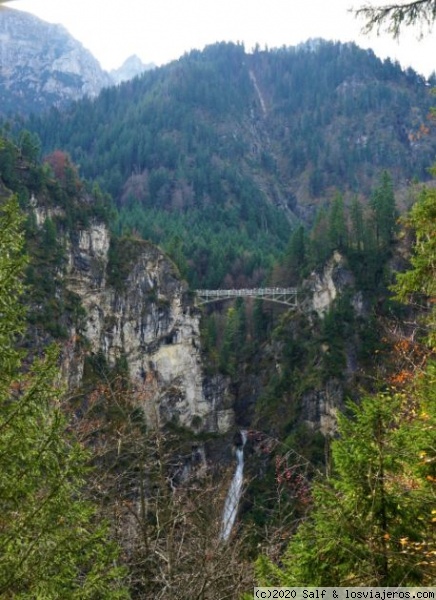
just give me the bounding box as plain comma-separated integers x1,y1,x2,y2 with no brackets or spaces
196,287,297,297
195,287,298,307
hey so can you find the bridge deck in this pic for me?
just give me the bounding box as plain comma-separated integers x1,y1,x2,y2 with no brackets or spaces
195,287,298,307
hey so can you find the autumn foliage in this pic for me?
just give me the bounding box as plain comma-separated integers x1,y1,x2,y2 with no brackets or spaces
44,149,81,192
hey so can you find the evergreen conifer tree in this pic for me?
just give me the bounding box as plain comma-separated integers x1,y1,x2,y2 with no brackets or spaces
370,171,397,249
256,389,436,586
393,181,436,348
255,182,436,587
0,196,129,599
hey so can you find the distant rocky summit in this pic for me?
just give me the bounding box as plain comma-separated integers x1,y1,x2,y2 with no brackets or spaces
0,6,112,115
110,55,155,84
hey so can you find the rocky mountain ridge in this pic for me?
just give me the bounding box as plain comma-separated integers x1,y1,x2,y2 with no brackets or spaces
0,7,152,115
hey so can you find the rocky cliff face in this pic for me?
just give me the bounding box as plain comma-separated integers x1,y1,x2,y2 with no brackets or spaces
249,252,367,437
28,200,234,433
299,251,370,434
305,250,369,319
0,7,112,114
30,197,363,440
66,224,234,432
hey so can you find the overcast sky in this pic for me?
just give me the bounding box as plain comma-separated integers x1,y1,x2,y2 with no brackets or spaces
10,0,436,76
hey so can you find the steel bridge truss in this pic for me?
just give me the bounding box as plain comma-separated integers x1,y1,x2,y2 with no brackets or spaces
195,287,298,307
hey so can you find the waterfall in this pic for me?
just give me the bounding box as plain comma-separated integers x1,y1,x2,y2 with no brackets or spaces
220,431,247,541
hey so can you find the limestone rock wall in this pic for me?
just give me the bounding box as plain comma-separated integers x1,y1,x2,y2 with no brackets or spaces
307,250,354,317
297,251,365,434
62,223,227,428
61,220,231,432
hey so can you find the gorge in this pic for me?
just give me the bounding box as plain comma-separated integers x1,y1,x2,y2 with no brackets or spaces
0,11,435,595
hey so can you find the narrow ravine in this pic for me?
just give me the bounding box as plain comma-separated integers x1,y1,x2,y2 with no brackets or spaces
249,69,267,116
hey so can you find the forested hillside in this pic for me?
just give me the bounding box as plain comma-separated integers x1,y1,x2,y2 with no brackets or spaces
1,25,436,597
0,136,129,598
254,180,436,588
0,126,260,598
1,128,435,596
23,40,436,287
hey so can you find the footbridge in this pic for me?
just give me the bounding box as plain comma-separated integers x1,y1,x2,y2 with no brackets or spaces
195,287,298,308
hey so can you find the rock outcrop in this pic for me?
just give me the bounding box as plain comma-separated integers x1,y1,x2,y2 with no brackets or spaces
65,222,233,431
29,198,233,433
284,252,367,435
301,380,343,436
307,250,354,317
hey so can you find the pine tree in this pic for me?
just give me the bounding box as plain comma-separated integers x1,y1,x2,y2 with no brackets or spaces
370,171,397,249
256,391,436,586
328,192,347,251
255,182,436,586
310,207,330,265
392,181,436,348
350,195,365,252
284,225,307,283
0,196,129,598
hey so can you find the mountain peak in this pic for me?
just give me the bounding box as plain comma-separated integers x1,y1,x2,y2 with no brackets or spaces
109,55,155,84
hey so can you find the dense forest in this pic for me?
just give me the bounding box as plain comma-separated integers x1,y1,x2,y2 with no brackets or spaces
21,40,436,288
0,30,435,599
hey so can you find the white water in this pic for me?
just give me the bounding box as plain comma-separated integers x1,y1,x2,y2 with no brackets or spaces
220,431,247,541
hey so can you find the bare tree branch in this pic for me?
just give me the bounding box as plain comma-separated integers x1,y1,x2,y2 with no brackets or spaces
356,0,436,37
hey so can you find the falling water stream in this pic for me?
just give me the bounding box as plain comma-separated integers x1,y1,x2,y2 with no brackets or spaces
220,431,247,541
